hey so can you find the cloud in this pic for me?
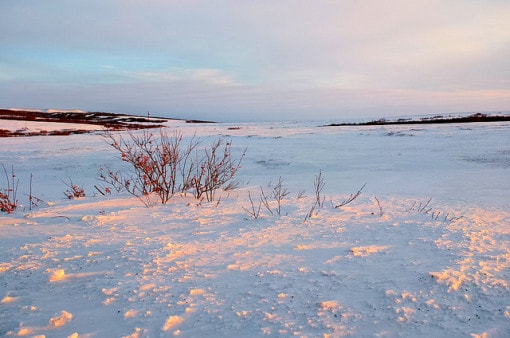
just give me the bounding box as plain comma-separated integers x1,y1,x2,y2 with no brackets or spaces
1,0,510,120
121,68,240,87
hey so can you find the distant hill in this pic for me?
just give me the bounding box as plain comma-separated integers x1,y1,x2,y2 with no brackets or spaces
0,109,215,137
323,112,510,127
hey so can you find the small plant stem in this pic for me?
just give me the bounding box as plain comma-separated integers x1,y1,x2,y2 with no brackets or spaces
29,173,33,211
334,182,366,209
374,196,383,216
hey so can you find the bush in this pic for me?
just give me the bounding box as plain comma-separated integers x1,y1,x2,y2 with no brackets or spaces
243,173,367,222
243,177,290,218
0,164,18,213
0,191,16,213
62,178,86,199
100,129,245,205
189,138,245,202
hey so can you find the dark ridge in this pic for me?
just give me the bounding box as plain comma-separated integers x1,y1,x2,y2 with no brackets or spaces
0,109,170,126
185,119,217,124
0,128,93,137
322,113,510,127
0,109,209,137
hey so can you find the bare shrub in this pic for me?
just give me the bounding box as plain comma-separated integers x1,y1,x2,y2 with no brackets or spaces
62,178,86,199
0,164,18,213
243,174,367,221
260,177,290,216
242,190,262,219
100,129,245,205
304,170,326,222
314,170,326,208
408,198,432,213
100,129,197,204
408,198,462,223
243,177,290,218
190,138,245,202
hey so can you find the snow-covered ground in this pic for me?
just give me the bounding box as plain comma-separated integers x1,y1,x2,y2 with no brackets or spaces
0,120,100,134
1,119,509,337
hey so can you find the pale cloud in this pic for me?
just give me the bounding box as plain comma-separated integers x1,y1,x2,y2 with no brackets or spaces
1,0,509,120
119,68,239,86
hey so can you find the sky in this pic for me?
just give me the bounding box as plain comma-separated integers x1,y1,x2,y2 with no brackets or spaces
1,0,510,122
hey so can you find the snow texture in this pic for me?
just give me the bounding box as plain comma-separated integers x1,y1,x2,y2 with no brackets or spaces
1,119,509,337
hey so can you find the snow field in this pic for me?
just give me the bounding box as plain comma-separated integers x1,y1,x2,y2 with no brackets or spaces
1,120,509,337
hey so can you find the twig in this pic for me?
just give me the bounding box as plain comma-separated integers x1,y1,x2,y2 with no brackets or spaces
260,186,273,215
418,198,432,213
94,185,105,196
272,177,290,215
374,196,383,216
334,183,366,208
242,191,262,219
314,170,326,208
29,173,33,211
215,195,222,207
303,204,317,223
304,171,326,223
